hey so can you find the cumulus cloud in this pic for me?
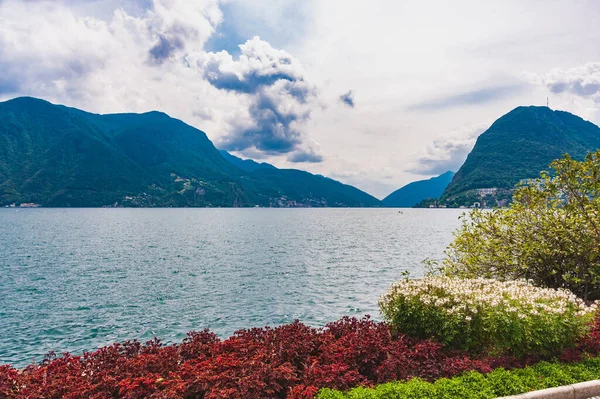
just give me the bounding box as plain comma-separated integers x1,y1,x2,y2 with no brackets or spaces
202,38,302,93
0,1,113,97
0,0,221,105
200,36,322,162
339,90,354,107
148,34,184,63
405,123,489,175
0,0,323,163
287,145,323,163
146,0,222,53
522,62,600,103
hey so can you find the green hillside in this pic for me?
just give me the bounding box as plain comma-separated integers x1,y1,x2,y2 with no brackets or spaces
0,97,381,207
383,171,455,207
250,168,381,207
442,106,600,205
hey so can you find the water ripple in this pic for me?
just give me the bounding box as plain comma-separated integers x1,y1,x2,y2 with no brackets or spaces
0,208,462,367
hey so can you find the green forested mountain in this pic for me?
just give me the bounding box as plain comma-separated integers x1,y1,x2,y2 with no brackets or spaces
441,106,600,205
0,97,381,207
383,171,455,207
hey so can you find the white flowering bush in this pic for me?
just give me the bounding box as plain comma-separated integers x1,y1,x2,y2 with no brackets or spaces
379,277,598,357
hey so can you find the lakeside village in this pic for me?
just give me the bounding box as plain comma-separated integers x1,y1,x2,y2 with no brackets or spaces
117,193,331,208
425,178,552,209
426,187,511,209
4,203,41,208
0,180,541,209
2,196,333,208
3,191,508,209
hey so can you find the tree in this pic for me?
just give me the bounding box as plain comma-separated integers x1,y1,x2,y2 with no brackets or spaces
441,151,600,300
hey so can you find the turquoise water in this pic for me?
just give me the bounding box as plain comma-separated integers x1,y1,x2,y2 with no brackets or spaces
0,208,462,367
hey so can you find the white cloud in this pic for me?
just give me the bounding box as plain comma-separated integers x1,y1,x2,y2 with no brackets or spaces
522,62,600,103
199,36,322,162
0,0,223,111
203,37,306,86
405,122,490,176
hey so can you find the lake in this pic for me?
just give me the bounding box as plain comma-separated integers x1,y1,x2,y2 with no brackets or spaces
0,208,463,367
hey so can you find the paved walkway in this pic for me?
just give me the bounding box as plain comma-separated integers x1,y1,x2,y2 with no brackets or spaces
497,380,600,398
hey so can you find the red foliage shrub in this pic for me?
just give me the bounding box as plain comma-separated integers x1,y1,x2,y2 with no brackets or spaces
178,329,220,361
0,365,20,397
1,314,599,399
439,355,493,376
578,315,600,354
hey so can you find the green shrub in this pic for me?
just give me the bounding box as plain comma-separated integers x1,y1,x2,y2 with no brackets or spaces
378,277,597,356
317,357,600,399
442,152,600,300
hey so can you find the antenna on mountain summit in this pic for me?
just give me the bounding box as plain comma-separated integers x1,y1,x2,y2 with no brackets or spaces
547,97,549,108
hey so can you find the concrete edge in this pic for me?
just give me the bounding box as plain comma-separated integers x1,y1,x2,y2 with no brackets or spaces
496,380,600,399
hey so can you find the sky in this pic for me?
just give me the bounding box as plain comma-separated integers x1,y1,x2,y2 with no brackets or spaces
1,0,600,198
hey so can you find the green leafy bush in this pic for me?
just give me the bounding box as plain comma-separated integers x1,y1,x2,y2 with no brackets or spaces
316,356,600,399
443,151,600,300
379,277,597,357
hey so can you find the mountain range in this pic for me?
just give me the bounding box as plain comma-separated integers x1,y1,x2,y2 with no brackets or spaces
4,98,600,209
0,97,380,207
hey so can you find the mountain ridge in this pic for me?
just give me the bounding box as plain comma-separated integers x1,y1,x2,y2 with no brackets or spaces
218,150,276,172
0,97,381,208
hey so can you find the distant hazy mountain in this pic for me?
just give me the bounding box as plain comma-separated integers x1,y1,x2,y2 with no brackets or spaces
441,106,600,205
383,171,455,207
0,97,381,207
218,149,276,172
